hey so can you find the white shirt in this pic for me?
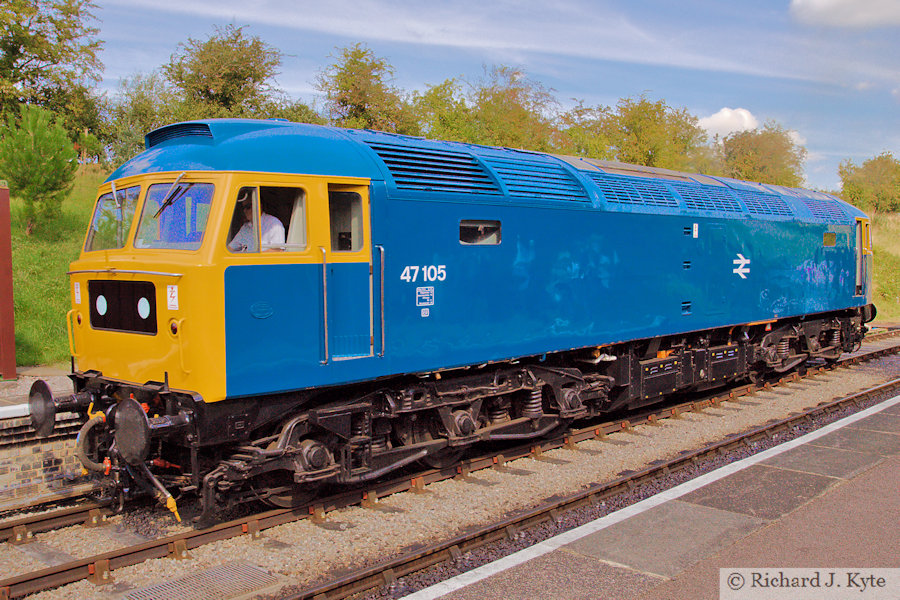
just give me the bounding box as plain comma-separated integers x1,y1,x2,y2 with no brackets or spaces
228,212,285,252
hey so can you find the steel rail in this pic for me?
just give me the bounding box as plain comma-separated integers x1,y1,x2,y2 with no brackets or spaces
1,336,899,599
0,501,109,545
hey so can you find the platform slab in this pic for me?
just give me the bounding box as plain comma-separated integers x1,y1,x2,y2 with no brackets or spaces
760,442,883,479
811,426,900,455
562,500,765,578
638,455,900,600
846,411,900,433
440,549,661,600
679,463,837,520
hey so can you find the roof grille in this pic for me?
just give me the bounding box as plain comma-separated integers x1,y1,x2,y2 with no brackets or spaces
732,189,793,217
671,182,743,213
366,142,501,195
146,123,213,148
482,156,589,201
586,173,679,207
802,197,846,222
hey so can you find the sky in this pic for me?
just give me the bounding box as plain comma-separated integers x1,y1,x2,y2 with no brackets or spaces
92,0,900,191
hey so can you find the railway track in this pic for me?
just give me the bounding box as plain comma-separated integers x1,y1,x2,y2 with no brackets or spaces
1,333,898,599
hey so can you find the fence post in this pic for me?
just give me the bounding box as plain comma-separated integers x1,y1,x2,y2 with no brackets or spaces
0,183,15,380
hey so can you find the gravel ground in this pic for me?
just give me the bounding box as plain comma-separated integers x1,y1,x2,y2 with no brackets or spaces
15,351,900,600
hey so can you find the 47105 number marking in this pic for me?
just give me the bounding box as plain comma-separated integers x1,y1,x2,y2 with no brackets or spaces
400,265,446,283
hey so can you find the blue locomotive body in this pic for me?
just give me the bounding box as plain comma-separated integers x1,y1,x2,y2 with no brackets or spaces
34,119,873,519
106,121,871,398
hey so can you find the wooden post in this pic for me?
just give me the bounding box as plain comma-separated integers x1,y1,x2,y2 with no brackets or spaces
0,183,15,380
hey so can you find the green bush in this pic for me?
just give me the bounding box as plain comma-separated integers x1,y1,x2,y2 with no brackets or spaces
0,105,78,235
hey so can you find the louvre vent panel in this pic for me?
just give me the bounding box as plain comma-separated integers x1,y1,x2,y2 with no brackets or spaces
146,123,213,148
732,190,794,217
671,182,744,212
482,157,589,201
802,198,846,222
366,142,502,194
586,173,679,207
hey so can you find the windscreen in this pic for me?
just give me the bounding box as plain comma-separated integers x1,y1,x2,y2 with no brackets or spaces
134,182,215,250
84,185,140,252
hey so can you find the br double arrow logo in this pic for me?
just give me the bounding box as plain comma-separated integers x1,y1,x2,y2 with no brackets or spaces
733,254,751,279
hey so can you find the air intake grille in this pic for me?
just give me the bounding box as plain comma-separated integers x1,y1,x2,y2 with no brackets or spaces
366,142,501,195
671,182,743,213
586,173,679,207
802,197,846,222
482,156,589,201
732,190,793,217
146,123,213,148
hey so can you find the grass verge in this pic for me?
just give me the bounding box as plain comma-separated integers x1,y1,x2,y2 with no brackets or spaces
10,166,106,366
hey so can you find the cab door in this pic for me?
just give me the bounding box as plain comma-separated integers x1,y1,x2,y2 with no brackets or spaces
321,183,373,361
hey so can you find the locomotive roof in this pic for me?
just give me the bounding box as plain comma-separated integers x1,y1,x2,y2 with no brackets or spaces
106,119,865,224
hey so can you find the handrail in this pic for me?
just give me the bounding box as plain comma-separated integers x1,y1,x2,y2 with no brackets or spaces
320,247,329,365
376,245,385,357
66,269,183,278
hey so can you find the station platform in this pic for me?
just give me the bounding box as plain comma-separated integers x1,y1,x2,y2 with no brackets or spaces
407,395,900,600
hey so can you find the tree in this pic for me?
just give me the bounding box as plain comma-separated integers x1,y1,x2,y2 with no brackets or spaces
104,27,324,164
722,121,806,186
838,152,900,214
411,78,475,142
0,105,77,234
103,72,188,163
0,0,102,132
465,66,560,151
316,43,418,133
592,95,709,171
557,101,613,160
162,24,282,115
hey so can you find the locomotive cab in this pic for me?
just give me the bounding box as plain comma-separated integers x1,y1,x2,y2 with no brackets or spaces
33,167,375,518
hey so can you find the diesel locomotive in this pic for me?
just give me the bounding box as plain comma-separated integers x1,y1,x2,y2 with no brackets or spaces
30,119,876,522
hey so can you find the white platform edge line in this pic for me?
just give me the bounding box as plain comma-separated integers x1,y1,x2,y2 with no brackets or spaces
401,393,900,600
0,404,28,419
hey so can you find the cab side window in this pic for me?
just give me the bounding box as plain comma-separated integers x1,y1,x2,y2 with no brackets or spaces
328,190,363,252
227,186,306,253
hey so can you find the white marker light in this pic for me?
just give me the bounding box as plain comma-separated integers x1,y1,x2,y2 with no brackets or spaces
137,297,150,319
96,295,108,316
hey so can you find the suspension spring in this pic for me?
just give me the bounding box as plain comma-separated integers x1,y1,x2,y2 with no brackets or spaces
351,417,368,438
776,338,791,359
522,387,544,419
370,435,389,453
830,329,842,348
487,401,510,424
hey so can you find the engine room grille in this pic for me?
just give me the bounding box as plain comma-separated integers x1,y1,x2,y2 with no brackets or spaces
366,142,502,195
670,181,744,213
586,173,679,207
732,189,793,217
481,155,589,202
801,197,846,222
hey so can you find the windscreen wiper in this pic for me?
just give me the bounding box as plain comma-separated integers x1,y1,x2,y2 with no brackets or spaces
152,172,186,219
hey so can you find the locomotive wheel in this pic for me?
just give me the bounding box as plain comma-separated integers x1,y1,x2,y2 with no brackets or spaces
421,446,465,469
253,471,321,508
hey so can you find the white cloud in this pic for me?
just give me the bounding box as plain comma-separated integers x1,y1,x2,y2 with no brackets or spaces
790,0,900,27
698,108,759,139
789,130,808,146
